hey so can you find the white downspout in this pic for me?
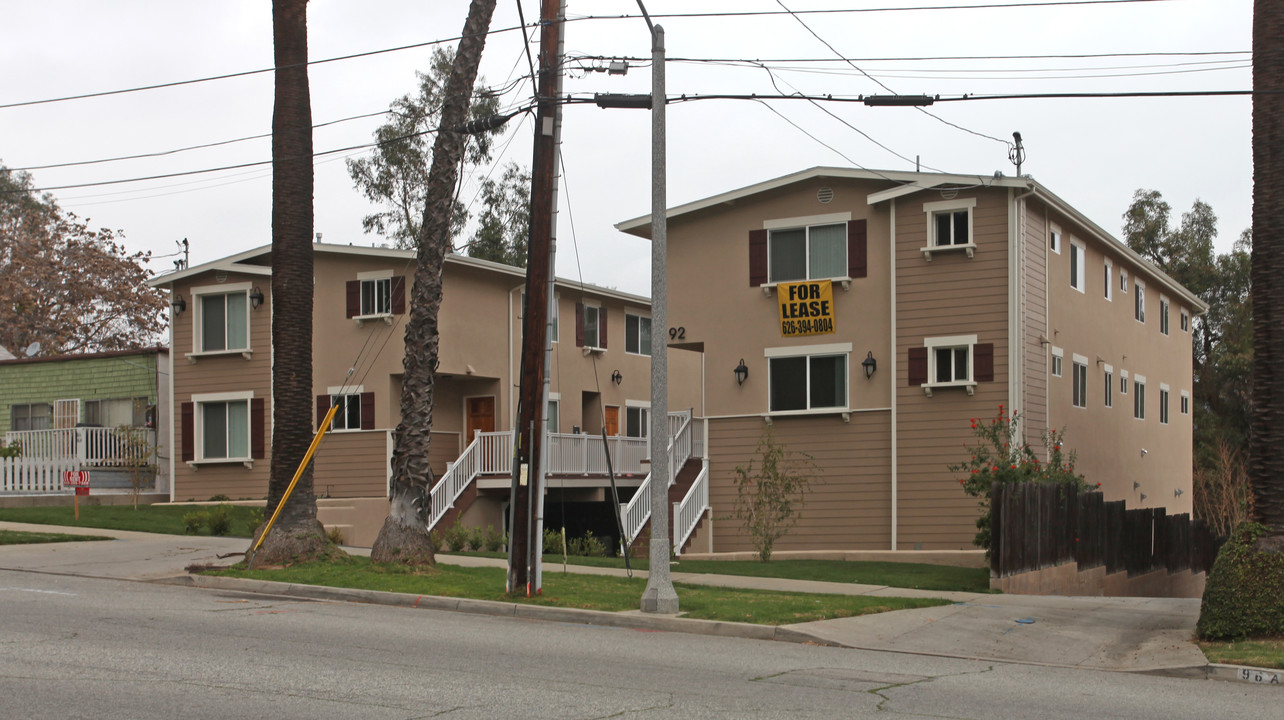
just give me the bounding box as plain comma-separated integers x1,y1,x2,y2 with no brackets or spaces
889,198,898,551
1010,183,1038,439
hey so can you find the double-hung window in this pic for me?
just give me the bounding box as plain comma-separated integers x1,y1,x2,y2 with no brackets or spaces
625,313,651,356
360,277,391,316
768,222,847,282
329,393,363,431
1050,228,1062,254
1160,296,1170,335
1120,369,1129,395
195,284,250,353
766,343,848,413
1072,355,1088,408
1160,384,1171,424
1180,309,1190,333
625,403,649,438
582,304,602,349
1134,279,1146,323
1181,391,1190,415
196,393,251,461
1133,375,1147,420
923,198,976,257
1051,346,1064,377
1070,240,1086,292
928,335,975,386
1104,259,1113,301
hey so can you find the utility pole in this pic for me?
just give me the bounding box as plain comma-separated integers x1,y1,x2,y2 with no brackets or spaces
507,0,564,596
638,6,679,614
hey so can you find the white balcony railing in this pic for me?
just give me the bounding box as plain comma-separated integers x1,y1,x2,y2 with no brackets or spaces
4,427,156,467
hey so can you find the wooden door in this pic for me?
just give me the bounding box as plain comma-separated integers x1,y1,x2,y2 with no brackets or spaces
604,405,620,436
466,396,495,442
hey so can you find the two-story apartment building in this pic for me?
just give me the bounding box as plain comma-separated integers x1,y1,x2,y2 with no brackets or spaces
150,243,700,546
618,167,1205,554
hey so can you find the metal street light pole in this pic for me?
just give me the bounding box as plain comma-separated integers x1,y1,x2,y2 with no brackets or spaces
639,11,678,614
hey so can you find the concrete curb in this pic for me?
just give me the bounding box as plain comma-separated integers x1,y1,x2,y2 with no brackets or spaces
168,574,841,647
1205,663,1283,686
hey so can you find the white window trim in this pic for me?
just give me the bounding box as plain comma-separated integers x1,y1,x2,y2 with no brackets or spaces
1049,224,1062,255
1180,308,1190,333
189,390,254,468
1103,364,1114,408
1072,354,1089,409
1181,389,1190,415
921,198,977,261
761,213,853,286
1050,346,1064,378
189,282,253,360
325,385,365,433
1120,369,1129,394
1160,295,1171,335
1104,258,1113,301
1069,239,1086,293
764,342,852,417
624,311,653,357
1133,374,1147,420
1134,278,1146,323
922,334,978,396
581,301,605,353
624,400,651,438
763,211,852,230
1120,269,1129,293
353,274,395,325
1160,382,1171,425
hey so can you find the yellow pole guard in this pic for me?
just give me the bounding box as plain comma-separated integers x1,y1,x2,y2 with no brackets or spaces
250,404,340,559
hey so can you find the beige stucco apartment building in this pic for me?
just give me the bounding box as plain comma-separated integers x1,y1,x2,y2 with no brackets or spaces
150,244,699,545
619,167,1206,553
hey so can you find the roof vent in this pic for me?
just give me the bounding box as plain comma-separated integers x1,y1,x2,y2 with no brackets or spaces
817,186,834,204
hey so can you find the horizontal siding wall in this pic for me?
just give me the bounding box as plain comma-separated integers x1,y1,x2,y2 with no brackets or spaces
895,190,1009,549
708,413,891,552
314,430,389,498
1021,201,1049,444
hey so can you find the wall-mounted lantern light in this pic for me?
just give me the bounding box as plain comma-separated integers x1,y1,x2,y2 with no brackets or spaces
249,286,265,309
172,294,187,314
611,369,623,385
861,351,877,379
734,359,749,386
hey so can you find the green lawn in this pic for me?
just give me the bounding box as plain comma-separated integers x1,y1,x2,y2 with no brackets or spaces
0,504,262,537
213,556,950,625
0,529,112,545
1201,639,1284,670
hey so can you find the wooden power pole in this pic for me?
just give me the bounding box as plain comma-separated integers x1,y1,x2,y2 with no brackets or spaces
507,0,565,595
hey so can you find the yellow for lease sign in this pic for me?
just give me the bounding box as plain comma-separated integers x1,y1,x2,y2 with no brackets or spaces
777,280,835,337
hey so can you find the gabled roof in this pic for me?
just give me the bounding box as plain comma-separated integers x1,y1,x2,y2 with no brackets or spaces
615,166,1207,314
149,242,652,306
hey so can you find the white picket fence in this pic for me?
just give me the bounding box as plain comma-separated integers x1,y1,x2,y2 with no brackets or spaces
0,455,78,493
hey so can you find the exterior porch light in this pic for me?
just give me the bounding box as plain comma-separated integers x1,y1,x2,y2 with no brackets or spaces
172,294,187,314
862,351,877,379
611,369,623,385
249,286,265,309
734,359,749,385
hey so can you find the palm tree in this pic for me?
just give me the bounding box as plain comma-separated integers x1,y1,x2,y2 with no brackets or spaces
1250,0,1284,545
371,0,499,563
255,0,325,563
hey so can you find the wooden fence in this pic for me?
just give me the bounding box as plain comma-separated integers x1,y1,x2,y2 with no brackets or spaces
990,482,1222,579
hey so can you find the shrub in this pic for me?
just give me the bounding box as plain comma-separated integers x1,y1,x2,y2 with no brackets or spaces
325,526,346,545
1197,522,1284,640
208,494,231,502
568,531,607,557
950,406,1088,554
466,526,484,552
244,507,265,537
731,426,820,561
205,504,234,536
483,525,505,552
442,521,469,552
182,511,207,535
543,527,564,555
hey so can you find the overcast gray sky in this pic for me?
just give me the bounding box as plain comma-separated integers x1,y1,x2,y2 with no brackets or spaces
0,0,1252,297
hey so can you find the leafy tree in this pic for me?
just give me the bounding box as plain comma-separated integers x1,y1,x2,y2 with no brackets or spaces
255,0,328,565
371,0,499,566
731,426,821,561
346,47,502,249
0,164,167,355
951,406,1087,554
467,161,530,267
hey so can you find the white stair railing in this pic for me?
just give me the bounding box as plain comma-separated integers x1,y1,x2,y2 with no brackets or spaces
673,459,710,555
426,434,484,531
618,411,696,545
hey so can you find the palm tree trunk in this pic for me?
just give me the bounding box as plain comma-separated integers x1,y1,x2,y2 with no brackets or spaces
1250,0,1284,545
371,0,498,564
256,0,326,563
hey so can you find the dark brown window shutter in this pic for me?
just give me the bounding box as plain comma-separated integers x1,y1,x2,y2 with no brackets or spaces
749,229,768,286
360,392,375,430
575,302,585,347
180,402,194,462
251,398,266,459
599,307,608,348
908,347,928,386
391,276,406,314
974,343,995,382
847,219,868,279
316,394,330,429
345,280,360,318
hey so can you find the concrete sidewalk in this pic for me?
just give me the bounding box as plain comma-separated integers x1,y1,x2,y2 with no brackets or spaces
0,521,1217,676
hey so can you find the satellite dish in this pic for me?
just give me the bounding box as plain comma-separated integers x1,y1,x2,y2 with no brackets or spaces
23,342,40,357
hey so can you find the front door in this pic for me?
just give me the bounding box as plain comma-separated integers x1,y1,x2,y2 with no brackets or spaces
466,396,495,443
604,405,620,436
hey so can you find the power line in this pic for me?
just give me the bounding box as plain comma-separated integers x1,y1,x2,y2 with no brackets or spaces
576,50,1251,64
568,0,1172,22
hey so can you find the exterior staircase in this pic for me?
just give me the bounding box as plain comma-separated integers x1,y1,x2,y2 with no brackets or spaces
623,456,708,558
